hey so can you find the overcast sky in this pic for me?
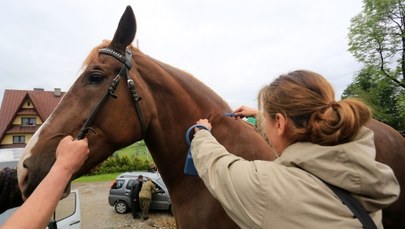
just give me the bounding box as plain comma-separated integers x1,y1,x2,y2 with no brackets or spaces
0,0,363,109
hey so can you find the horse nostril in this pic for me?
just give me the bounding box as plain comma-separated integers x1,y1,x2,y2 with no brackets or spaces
22,157,34,170
17,158,30,199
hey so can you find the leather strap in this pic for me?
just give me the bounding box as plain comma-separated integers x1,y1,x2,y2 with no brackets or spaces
324,181,378,229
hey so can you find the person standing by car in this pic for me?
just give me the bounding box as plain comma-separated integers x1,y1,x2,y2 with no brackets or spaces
129,175,143,219
147,162,157,173
139,177,157,220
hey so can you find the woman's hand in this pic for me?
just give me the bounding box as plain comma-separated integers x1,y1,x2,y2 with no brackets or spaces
233,105,258,118
195,119,212,132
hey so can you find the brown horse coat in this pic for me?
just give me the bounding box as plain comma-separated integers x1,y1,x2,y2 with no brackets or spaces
16,6,405,229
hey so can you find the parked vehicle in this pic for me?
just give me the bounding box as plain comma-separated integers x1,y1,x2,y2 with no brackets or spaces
50,189,81,228
0,189,80,229
108,171,172,214
0,148,24,170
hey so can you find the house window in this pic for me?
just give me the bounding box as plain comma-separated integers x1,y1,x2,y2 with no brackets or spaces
21,117,36,126
13,135,25,144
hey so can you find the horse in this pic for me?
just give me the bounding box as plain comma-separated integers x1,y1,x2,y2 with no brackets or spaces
16,6,405,229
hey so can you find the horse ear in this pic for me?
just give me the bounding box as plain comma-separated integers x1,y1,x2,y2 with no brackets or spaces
110,5,136,52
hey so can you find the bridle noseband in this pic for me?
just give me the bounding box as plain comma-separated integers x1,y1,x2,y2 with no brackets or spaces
76,47,146,140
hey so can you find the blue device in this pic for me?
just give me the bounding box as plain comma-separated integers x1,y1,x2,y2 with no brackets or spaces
184,124,210,176
224,112,237,117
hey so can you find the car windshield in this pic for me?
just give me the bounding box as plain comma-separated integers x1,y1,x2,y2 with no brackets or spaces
155,177,165,187
111,179,125,189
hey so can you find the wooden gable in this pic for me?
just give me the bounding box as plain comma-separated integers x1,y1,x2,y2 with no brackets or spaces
0,89,65,148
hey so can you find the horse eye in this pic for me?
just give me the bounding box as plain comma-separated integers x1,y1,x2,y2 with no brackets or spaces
88,74,105,84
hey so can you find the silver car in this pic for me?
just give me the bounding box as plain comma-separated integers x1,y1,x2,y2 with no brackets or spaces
108,171,172,214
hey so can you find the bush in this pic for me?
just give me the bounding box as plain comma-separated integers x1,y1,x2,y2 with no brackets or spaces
89,154,151,175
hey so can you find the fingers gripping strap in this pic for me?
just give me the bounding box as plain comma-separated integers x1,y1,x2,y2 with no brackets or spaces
185,124,210,145
184,124,210,176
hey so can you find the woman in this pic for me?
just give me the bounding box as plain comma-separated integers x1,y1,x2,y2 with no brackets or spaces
191,70,399,228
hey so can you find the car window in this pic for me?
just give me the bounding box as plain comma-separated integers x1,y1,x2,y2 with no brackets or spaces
126,179,136,190
149,180,163,190
111,179,125,189
156,177,165,187
54,191,77,221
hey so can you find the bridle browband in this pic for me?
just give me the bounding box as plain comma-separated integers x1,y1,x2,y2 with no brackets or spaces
76,47,146,140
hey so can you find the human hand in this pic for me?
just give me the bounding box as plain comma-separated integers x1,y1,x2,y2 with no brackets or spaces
54,136,89,175
233,105,258,118
195,119,212,132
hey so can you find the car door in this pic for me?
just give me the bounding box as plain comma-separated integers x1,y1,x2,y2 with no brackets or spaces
48,189,81,229
0,190,81,229
150,181,170,210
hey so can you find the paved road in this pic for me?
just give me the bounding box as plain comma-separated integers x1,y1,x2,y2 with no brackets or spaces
72,181,175,229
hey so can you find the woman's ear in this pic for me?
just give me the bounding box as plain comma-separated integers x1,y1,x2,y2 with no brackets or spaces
275,113,287,136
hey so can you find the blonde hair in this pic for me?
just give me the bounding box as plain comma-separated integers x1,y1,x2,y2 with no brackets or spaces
258,70,371,146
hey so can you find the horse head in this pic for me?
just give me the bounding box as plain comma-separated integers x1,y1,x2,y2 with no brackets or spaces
17,6,147,199
16,6,274,228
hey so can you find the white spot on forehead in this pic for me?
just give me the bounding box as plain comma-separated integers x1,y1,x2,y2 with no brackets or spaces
21,122,48,160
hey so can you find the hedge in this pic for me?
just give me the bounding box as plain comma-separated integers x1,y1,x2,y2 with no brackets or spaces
88,154,151,175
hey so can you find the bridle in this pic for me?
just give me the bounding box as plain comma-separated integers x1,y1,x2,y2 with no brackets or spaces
76,47,146,140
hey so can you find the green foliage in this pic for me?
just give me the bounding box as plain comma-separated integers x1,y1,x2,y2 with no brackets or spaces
348,0,405,89
397,92,405,124
342,68,404,129
88,141,153,175
346,0,405,130
115,141,152,161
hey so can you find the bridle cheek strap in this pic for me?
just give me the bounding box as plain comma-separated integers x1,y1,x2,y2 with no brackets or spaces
76,48,146,140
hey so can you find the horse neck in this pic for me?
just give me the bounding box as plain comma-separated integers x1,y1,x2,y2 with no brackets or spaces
132,53,275,190
132,54,227,180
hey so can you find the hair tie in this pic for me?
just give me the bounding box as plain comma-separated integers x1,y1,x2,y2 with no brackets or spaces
328,101,338,109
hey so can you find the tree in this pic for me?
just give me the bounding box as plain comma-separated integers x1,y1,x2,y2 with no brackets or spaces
347,0,405,129
342,68,404,129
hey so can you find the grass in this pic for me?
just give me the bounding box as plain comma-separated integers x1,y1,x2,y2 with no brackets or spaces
114,141,153,161
73,173,121,182
73,141,152,183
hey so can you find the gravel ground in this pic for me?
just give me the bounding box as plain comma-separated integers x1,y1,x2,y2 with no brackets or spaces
71,181,175,229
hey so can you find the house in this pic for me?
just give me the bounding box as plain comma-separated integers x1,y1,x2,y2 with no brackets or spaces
0,88,65,149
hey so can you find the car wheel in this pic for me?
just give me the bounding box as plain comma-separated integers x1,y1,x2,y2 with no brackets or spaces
115,200,128,214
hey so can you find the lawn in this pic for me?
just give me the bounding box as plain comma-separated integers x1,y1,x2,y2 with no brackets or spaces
74,173,120,182
114,141,152,161
74,141,152,182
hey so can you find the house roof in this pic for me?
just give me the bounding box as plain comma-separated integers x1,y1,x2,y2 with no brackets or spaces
0,89,65,142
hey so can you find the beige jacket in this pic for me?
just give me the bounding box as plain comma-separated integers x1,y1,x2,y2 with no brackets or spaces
190,127,400,229
139,180,157,200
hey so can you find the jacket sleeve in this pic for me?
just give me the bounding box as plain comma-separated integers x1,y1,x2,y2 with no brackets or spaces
152,183,158,193
190,130,269,228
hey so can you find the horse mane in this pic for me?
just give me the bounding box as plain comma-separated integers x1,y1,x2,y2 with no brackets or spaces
130,48,232,112
155,60,228,104
81,40,108,69
81,40,231,112
81,40,136,70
